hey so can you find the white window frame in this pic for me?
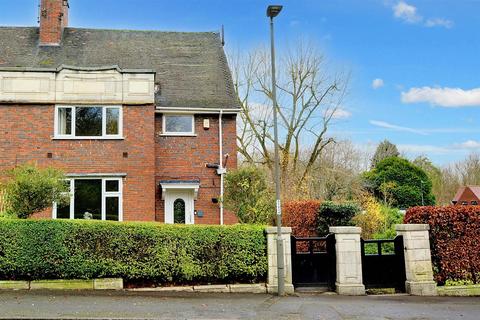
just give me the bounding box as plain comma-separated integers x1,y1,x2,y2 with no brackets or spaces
52,177,123,221
161,114,196,136
54,105,123,139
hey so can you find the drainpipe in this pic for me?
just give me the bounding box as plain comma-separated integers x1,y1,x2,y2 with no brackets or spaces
218,110,225,225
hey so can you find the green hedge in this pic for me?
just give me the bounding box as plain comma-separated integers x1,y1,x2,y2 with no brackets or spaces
0,219,267,285
317,201,360,235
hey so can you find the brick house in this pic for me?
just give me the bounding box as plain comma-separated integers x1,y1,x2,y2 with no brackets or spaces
452,186,480,206
0,0,239,224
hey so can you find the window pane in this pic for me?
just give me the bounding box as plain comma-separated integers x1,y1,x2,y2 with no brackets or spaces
173,198,185,224
106,197,119,221
76,107,102,136
57,180,71,219
57,203,70,219
106,180,119,192
74,179,102,220
58,108,72,135
165,115,193,133
106,108,119,135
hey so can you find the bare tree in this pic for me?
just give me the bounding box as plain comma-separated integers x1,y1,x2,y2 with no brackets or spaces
229,42,349,196
371,139,400,168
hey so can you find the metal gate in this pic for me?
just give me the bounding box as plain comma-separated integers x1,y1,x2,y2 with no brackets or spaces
291,234,336,289
361,236,406,291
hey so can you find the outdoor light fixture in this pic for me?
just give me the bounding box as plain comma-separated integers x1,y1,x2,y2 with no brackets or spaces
266,5,283,18
267,4,285,296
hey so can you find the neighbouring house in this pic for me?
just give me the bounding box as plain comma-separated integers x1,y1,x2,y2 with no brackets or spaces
0,0,239,224
452,186,480,206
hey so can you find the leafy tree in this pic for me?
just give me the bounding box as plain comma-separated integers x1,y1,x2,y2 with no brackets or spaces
413,155,443,203
224,166,275,224
317,201,360,235
352,194,386,239
371,140,399,168
363,157,435,208
0,164,68,219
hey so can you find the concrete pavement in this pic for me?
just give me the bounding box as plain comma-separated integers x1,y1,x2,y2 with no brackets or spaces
0,290,479,319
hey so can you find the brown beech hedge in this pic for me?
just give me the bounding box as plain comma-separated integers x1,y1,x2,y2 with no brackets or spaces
283,200,321,238
404,206,480,285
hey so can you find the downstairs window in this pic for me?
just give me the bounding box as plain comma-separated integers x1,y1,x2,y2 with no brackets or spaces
54,178,123,221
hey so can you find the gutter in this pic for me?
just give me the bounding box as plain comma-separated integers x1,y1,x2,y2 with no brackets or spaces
155,107,241,114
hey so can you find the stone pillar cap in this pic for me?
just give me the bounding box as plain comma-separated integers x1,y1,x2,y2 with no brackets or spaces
395,224,430,231
329,226,361,234
265,226,292,234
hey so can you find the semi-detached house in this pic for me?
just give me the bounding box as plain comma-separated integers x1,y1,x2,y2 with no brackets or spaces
0,0,239,224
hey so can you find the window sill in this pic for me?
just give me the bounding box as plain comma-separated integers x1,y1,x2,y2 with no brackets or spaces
159,133,197,137
52,136,125,140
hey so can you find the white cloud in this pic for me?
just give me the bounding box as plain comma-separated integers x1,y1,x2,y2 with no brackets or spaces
425,18,454,29
401,87,480,107
398,141,480,156
397,144,453,155
455,140,480,149
331,108,352,119
393,1,422,24
369,120,427,135
392,1,453,28
372,78,384,89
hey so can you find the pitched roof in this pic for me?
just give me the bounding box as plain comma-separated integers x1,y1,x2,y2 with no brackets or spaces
452,185,480,202
0,27,239,110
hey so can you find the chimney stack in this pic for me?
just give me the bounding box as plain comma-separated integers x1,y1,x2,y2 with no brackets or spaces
39,0,69,46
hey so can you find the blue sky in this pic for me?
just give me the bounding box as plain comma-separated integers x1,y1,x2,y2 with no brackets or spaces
2,0,479,165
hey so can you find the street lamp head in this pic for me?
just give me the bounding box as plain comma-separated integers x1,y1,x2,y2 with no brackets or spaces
267,5,283,18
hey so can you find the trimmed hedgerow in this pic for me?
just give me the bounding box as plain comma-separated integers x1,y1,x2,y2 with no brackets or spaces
405,206,480,285
283,200,321,238
317,201,360,235
0,219,267,284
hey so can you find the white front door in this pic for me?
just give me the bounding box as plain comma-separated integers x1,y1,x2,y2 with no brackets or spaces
164,189,194,224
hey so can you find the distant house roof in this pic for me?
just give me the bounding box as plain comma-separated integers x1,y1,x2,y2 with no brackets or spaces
452,185,480,203
0,27,239,110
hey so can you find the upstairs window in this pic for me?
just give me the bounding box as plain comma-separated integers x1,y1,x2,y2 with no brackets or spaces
162,115,194,135
55,106,122,139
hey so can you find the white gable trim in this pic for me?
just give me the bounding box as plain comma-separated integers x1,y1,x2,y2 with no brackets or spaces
0,65,155,105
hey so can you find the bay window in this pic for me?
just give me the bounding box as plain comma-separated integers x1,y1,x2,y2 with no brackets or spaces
53,178,123,221
55,105,122,138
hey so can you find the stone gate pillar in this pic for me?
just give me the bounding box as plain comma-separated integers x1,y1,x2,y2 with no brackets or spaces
395,224,437,296
265,227,294,294
329,226,365,295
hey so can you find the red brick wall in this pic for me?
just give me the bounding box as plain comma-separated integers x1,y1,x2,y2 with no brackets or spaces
0,104,156,221
39,0,69,45
155,114,238,224
0,105,238,224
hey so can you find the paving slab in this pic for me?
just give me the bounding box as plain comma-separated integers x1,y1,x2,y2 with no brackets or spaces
0,290,478,319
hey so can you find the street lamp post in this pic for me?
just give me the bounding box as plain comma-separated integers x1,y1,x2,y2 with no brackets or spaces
267,4,285,296
420,180,425,206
